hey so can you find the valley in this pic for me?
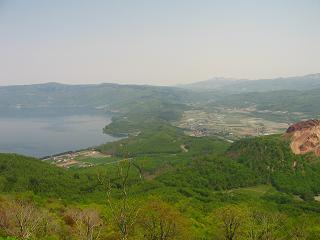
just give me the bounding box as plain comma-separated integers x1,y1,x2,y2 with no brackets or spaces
1,1,320,238
1,75,320,239
177,108,289,140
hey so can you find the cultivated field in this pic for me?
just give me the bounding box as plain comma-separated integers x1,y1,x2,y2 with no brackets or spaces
177,108,290,141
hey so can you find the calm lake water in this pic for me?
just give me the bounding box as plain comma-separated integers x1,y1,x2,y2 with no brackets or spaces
0,115,119,157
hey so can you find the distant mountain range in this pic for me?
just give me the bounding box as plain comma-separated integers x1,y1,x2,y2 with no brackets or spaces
0,82,192,117
0,73,319,118
179,73,320,92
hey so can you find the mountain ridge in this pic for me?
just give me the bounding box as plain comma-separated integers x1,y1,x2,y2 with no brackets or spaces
179,73,320,92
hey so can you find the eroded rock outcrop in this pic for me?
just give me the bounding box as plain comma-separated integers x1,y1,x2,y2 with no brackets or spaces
286,119,320,156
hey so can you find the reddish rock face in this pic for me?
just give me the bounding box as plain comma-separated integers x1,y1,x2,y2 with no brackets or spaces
286,119,320,133
286,119,320,156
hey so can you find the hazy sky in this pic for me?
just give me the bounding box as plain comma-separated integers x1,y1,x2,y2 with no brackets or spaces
0,0,319,86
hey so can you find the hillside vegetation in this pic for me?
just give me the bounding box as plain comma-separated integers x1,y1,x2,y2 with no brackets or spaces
2,76,320,239
2,120,320,239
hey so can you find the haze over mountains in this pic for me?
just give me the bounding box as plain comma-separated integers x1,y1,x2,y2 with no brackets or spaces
1,73,320,103
1,73,319,119
0,82,190,117
179,73,320,92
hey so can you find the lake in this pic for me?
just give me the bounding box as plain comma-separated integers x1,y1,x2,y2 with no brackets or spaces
0,115,119,157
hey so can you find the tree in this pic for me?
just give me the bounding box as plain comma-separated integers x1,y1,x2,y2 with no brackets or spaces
100,159,140,240
139,199,190,240
216,206,244,240
64,208,103,240
245,210,285,240
0,199,45,239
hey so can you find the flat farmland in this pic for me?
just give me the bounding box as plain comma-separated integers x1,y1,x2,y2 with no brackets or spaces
177,108,289,141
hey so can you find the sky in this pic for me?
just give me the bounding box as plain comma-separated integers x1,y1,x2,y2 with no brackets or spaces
0,0,319,86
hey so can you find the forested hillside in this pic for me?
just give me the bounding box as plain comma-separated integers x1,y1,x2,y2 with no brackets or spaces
1,78,320,239
2,123,320,239
229,135,320,199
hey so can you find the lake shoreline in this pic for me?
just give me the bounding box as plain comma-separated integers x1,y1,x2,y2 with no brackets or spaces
0,114,120,158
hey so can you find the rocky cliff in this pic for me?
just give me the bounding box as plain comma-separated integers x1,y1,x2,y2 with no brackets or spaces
286,119,320,156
